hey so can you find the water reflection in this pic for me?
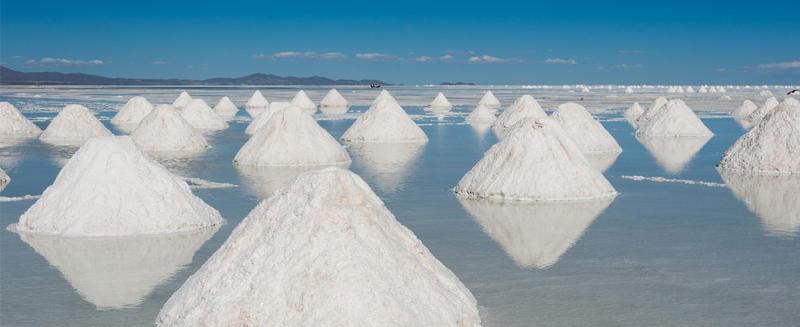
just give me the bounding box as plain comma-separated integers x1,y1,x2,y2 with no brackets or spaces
346,142,426,194
720,171,800,237
458,196,615,269
734,118,753,130
467,121,493,140
0,137,37,169
14,226,219,309
636,135,712,174
319,105,349,115
235,165,337,199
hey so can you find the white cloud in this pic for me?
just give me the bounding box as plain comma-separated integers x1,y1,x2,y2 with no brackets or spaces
440,54,454,61
253,51,346,60
544,58,576,65
757,60,800,70
415,54,455,63
615,63,642,69
468,55,507,64
151,60,168,65
26,57,105,66
355,52,395,61
415,56,433,62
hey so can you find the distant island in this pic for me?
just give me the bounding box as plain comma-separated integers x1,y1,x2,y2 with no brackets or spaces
0,66,387,86
440,82,475,86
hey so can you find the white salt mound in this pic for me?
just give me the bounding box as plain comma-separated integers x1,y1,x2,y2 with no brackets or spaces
244,101,291,135
635,99,713,137
0,167,9,192
0,102,42,137
245,91,269,118
131,105,209,153
40,104,113,146
156,167,481,327
719,103,800,174
234,106,351,167
686,86,696,93
465,104,496,123
373,89,399,106
552,102,622,154
698,86,708,93
783,97,800,107
15,136,223,236
290,90,317,114
429,92,453,111
624,102,644,123
172,92,192,109
624,86,634,94
111,96,154,131
749,97,779,122
479,90,501,108
213,96,239,119
732,100,758,117
180,99,228,131
636,96,668,126
341,94,428,143
493,95,547,130
455,117,617,202
319,88,349,113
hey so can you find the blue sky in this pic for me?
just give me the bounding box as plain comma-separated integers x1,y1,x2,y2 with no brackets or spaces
1,0,798,84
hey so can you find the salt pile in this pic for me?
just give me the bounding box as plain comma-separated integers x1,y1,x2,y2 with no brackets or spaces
686,86,696,93
39,104,113,146
624,102,644,123
290,90,317,114
245,90,269,117
0,167,9,191
111,96,154,132
131,105,209,153
340,92,428,143
319,89,350,114
784,97,800,107
551,102,622,154
0,102,41,137
635,99,713,137
698,86,708,93
156,168,480,326
180,99,228,131
759,90,774,97
172,91,192,109
347,142,426,194
14,136,223,236
479,90,501,109
636,96,668,126
234,106,351,167
579,86,591,93
718,103,800,174
637,135,711,174
212,96,239,119
455,117,617,202
732,100,758,117
244,101,292,135
720,172,800,237
624,86,634,94
465,104,497,123
492,95,547,131
429,92,453,111
748,97,779,122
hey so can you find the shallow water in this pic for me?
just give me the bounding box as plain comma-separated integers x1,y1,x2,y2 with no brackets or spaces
1,86,798,326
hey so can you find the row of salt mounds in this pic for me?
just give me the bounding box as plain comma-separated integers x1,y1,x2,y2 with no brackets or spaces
732,99,758,117
111,96,153,132
455,117,617,202
340,90,428,143
552,102,622,154
245,91,269,117
213,96,239,119
479,90,501,109
234,105,351,167
428,92,453,112
635,96,668,126
13,136,223,237
635,99,713,137
624,102,644,123
749,97,780,123
156,167,481,326
244,101,291,135
291,90,317,114
172,91,192,109
0,102,42,137
492,95,547,131
40,104,113,146
132,105,209,153
180,99,228,131
465,104,496,123
718,102,800,174
319,88,350,114
0,167,9,191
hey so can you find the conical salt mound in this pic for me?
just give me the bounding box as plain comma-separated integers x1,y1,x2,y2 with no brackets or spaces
111,96,154,131
492,95,547,130
455,117,617,202
234,106,351,167
749,97,779,123
624,102,644,124
465,104,496,123
479,90,501,108
14,136,223,236
429,92,453,111
719,103,800,174
0,166,9,192
686,86,696,93
319,89,349,114
373,89,399,106
624,86,634,94
341,97,428,143
635,99,713,137
245,90,269,117
172,91,192,109
698,86,708,93
291,90,317,114
244,101,291,135
40,104,113,146
213,96,238,119
733,100,758,117
636,96,668,126
552,102,622,154
720,172,800,237
180,99,228,131
0,102,41,137
132,105,209,153
155,168,480,326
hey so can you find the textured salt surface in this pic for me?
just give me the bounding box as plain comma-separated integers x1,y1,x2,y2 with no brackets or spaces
244,102,291,135
319,88,349,113
341,92,428,143
635,99,713,137
172,92,192,109
493,95,547,131
39,104,113,146
131,105,209,153
551,102,621,154
291,90,317,114
0,167,9,191
180,99,228,131
212,96,239,119
111,96,154,132
0,102,42,137
719,103,800,174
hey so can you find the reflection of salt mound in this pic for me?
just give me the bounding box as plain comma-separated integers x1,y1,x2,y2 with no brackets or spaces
624,102,644,125
234,106,351,167
732,100,758,117
479,90,501,108
235,165,323,199
720,171,800,237
636,96,668,126
635,99,713,137
551,102,621,154
734,118,753,130
245,90,269,117
458,196,614,268
180,99,228,131
455,118,617,202
429,92,453,111
585,152,620,172
40,105,113,146
341,94,428,143
132,105,209,153
16,136,223,236
749,97,779,123
111,96,154,132
244,102,291,135
465,104,496,123
291,90,317,114
0,167,9,191
172,91,192,109
493,95,547,130
15,227,218,309
636,134,711,174
347,142,425,194
157,169,481,326
719,103,800,174
319,88,350,114
0,102,41,137
213,96,238,119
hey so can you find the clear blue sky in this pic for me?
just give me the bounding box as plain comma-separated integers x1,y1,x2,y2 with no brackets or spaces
1,0,797,84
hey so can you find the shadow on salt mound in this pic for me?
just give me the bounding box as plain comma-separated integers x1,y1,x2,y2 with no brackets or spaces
346,142,426,195
720,171,800,238
11,225,219,309
457,196,614,269
636,134,711,175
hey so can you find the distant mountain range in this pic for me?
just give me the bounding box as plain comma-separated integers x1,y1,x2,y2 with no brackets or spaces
0,66,386,86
